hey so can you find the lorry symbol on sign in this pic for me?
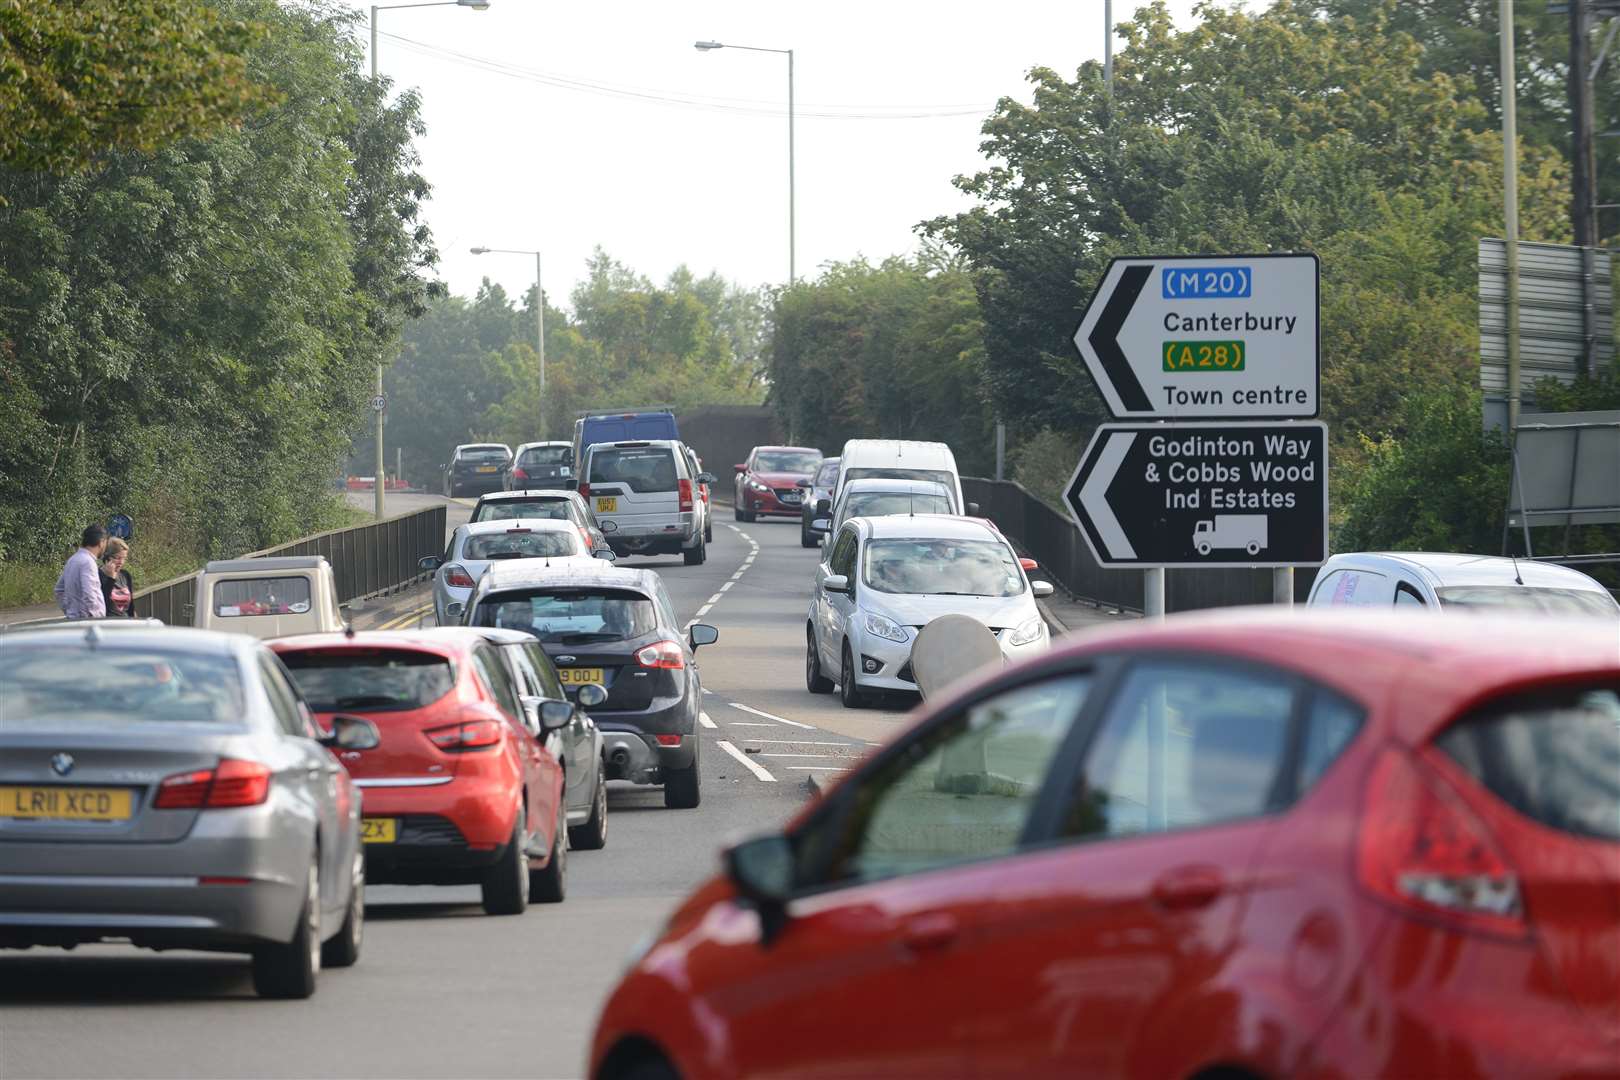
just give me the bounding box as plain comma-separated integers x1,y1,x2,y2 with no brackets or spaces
1193,515,1268,557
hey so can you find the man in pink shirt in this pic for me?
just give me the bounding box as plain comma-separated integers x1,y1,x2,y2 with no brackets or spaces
54,525,108,619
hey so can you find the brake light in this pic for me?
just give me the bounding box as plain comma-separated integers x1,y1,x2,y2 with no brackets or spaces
578,483,591,498
444,564,476,589
512,467,528,484
678,478,694,512
578,526,594,549
426,718,503,751
654,733,682,747
635,640,685,669
1356,747,1524,937
153,759,272,810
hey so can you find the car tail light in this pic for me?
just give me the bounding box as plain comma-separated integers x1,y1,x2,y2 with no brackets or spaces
426,718,503,752
444,564,476,589
511,467,528,484
635,640,685,670
578,482,591,498
678,478,694,512
1356,746,1525,937
654,734,682,747
153,759,272,810
578,526,594,550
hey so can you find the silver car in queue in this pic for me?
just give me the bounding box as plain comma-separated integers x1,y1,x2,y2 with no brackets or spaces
0,624,378,999
420,517,608,625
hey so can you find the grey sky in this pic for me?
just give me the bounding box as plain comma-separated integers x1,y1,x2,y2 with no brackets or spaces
344,0,1205,311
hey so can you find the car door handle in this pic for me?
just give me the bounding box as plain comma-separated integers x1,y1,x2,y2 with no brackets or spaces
1150,866,1225,911
899,912,959,953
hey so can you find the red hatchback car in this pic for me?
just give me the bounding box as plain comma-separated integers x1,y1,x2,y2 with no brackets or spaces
732,445,822,522
272,629,569,915
591,609,1620,1079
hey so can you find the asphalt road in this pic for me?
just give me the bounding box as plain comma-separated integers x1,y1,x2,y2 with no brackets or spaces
0,498,916,1080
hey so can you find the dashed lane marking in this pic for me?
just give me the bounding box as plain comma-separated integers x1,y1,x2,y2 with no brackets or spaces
726,722,774,727
729,703,816,730
735,739,867,747
718,740,776,782
698,712,717,729
760,753,843,758
786,765,848,772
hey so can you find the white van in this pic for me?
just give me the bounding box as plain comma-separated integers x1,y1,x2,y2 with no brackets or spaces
828,440,970,520
1305,551,1618,616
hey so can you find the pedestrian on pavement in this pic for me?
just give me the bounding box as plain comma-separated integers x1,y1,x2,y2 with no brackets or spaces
99,537,136,618
53,524,108,619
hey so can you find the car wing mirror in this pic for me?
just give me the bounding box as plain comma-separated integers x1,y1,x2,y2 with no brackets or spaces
689,623,719,650
815,498,831,515
320,714,380,751
966,501,981,516
1032,580,1055,598
576,683,608,708
823,574,850,594
726,833,796,944
697,472,717,485
734,463,747,473
418,555,443,571
539,699,576,733
811,518,831,531
593,548,617,561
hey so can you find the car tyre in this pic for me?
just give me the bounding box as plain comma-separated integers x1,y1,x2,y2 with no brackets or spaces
683,536,706,566
839,643,868,709
252,853,320,999
530,817,567,903
800,523,818,548
480,809,530,916
737,504,755,523
806,628,833,694
663,757,701,809
614,1058,681,1080
320,850,364,969
568,770,608,850
705,519,714,543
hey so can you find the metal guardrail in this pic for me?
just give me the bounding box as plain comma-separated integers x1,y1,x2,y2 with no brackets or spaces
135,505,447,626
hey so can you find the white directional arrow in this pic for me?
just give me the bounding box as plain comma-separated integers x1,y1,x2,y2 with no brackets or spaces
1069,431,1136,559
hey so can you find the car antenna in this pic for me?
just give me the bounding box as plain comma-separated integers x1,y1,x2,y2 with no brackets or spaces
343,620,356,639
83,623,101,650
1509,550,1524,586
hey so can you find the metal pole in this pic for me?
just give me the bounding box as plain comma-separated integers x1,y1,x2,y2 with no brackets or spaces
1572,0,1598,377
536,250,546,437
1104,0,1113,98
1501,0,1522,432
1144,566,1165,618
994,421,1006,481
1272,567,1294,606
371,6,386,519
787,49,796,286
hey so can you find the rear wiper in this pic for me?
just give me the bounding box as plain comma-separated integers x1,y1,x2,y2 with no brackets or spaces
557,632,622,644
484,552,535,560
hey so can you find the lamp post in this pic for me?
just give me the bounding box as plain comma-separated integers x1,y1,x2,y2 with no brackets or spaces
694,39,795,286
368,0,491,519
471,247,546,436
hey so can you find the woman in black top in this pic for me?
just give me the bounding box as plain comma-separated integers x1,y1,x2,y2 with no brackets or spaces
99,538,136,617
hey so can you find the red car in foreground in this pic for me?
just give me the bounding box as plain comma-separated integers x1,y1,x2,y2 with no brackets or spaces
732,445,822,522
591,609,1620,1079
272,629,569,915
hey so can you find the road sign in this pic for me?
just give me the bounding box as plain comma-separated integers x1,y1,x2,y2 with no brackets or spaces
371,394,387,413
1064,421,1328,568
107,514,133,541
1073,253,1319,420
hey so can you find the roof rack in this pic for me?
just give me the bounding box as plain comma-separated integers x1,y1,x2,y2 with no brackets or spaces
575,405,676,418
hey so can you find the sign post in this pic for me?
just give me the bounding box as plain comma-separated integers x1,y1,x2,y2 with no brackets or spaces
1068,253,1325,613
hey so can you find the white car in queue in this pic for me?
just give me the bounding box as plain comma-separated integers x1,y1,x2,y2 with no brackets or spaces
806,515,1054,708
820,478,957,539
420,518,611,625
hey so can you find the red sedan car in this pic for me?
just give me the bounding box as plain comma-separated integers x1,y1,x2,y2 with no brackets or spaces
272,629,569,915
732,445,821,522
591,609,1620,1079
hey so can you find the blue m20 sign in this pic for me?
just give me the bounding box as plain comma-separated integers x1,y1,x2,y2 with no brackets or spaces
1162,265,1251,299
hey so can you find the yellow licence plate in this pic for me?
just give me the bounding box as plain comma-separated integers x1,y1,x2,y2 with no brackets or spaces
559,668,605,686
1,786,132,822
361,818,397,843
476,466,497,474
595,496,617,513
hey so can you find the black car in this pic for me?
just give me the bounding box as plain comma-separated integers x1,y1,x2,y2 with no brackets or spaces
443,443,512,498
462,564,717,809
507,441,575,491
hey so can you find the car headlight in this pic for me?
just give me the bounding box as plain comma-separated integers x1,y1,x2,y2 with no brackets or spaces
1008,615,1046,646
747,478,771,493
863,611,910,643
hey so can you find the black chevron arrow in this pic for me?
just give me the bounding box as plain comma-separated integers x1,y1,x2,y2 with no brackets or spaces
1088,263,1153,412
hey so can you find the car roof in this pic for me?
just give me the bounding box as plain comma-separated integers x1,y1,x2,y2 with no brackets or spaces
455,443,510,451
204,556,328,573
1321,551,1611,592
855,514,1001,540
839,439,957,467
461,518,579,536
752,445,821,455
586,439,680,451
478,561,658,594
839,478,953,496
1,624,254,656
476,489,580,502
269,627,489,658
514,441,570,452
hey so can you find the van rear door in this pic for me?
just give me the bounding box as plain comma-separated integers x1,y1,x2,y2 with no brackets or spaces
587,444,683,532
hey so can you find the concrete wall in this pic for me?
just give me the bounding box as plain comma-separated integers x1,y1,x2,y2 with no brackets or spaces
675,405,783,501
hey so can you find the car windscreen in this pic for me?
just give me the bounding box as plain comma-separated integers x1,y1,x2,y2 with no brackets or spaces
472,499,572,523
589,448,679,493
213,576,313,617
1435,586,1620,617
458,446,509,462
863,538,1024,597
463,530,580,561
278,647,455,713
518,446,570,467
755,450,821,473
473,588,659,645
0,644,245,726
844,467,954,491
844,492,953,520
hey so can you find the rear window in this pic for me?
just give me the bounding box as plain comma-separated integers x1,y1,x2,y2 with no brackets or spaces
213,576,312,618
844,467,954,490
844,492,953,519
473,588,658,645
0,645,245,726
518,446,570,467
463,530,580,561
1438,685,1620,842
278,648,455,713
472,499,571,523
589,448,679,493
1435,586,1619,617
815,460,840,486
458,446,509,462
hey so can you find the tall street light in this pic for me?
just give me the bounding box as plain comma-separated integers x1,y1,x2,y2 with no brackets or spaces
471,247,546,436
368,0,491,519
694,39,795,285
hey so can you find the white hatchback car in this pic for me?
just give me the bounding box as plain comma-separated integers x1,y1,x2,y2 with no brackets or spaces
1306,551,1618,616
807,515,1054,708
420,518,605,625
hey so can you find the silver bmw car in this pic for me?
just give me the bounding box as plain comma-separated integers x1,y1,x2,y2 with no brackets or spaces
0,624,378,998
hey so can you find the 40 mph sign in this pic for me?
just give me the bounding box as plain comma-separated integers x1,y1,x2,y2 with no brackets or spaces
1064,421,1328,568
1073,253,1319,420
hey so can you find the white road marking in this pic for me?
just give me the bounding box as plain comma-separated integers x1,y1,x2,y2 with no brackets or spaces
698,712,717,729
706,593,723,605
787,765,848,772
718,581,734,593
718,740,776,782
701,688,713,696
726,721,774,727
729,702,816,730
736,739,865,747
760,753,842,758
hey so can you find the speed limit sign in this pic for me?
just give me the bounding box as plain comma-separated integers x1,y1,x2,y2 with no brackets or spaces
371,394,387,412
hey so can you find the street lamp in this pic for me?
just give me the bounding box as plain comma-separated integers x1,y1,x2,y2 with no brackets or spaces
367,0,491,520
471,247,546,436
694,39,795,285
